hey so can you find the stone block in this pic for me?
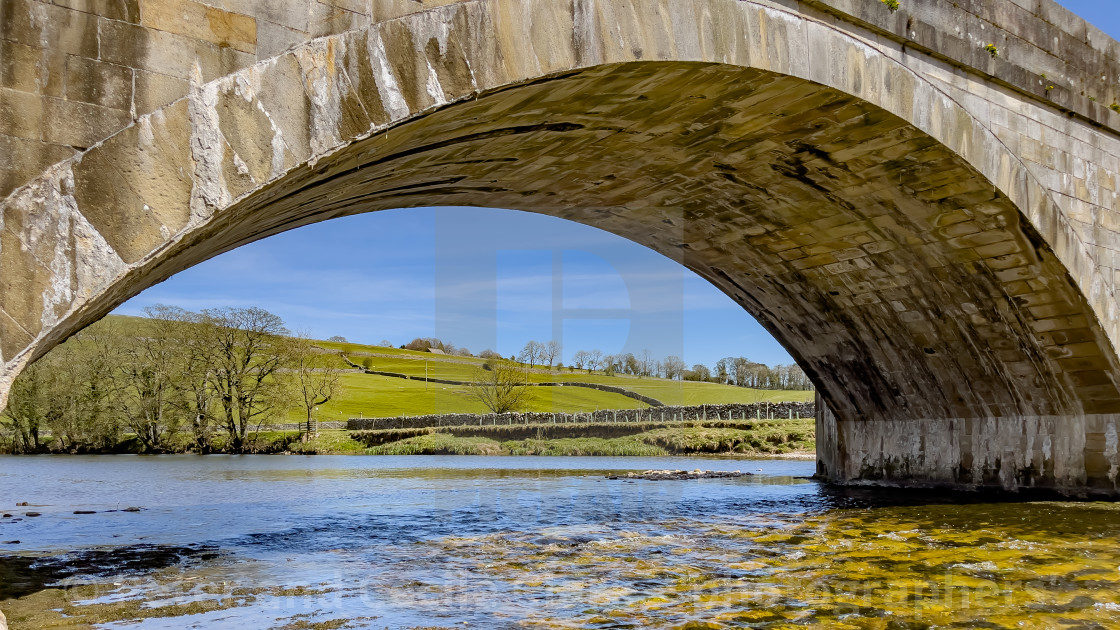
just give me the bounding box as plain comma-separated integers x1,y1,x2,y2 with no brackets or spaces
49,0,139,22
0,211,53,341
947,228,1013,249
0,40,47,94
139,0,257,54
0,87,42,141
69,99,192,263
41,96,130,147
63,55,133,110
256,20,308,59
204,0,309,32
133,69,188,116
370,0,468,22
0,133,75,198
973,239,1021,258
98,18,255,82
240,53,312,168
309,0,370,37
0,0,100,58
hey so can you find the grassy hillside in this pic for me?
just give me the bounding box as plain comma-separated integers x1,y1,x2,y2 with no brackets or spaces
104,315,812,420
284,372,648,422
307,342,811,419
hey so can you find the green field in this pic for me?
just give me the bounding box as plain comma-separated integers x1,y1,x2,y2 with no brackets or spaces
304,339,812,420
104,317,812,421
286,372,649,422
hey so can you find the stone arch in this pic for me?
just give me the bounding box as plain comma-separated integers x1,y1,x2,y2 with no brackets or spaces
2,0,1118,491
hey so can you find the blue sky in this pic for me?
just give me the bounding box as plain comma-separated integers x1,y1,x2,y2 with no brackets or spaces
114,0,1117,370
116,207,776,368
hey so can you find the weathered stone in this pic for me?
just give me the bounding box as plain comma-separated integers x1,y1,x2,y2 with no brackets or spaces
49,0,139,22
133,69,189,116
62,55,133,111
256,20,308,60
0,134,76,199
0,87,43,141
203,0,309,33
0,0,100,58
98,17,254,83
139,0,257,55
0,40,46,93
309,0,370,38
70,100,193,263
41,97,131,148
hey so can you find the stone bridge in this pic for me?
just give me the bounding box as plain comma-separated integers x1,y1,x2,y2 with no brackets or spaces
2,0,1120,495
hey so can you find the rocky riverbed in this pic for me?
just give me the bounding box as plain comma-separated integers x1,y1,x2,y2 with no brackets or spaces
606,469,752,480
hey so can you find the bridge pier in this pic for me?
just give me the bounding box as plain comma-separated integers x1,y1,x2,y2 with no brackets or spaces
815,394,1120,497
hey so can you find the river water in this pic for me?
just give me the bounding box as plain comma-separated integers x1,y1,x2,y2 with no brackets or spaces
1,455,1119,629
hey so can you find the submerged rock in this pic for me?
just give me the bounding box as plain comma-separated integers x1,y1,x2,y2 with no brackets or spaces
606,469,752,480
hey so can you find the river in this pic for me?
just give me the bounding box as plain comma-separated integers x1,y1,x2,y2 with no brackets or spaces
1,455,1118,628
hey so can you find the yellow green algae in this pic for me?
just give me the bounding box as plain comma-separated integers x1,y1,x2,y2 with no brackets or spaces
3,500,1119,628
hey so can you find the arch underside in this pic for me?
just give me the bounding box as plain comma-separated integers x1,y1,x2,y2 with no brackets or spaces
114,62,1120,430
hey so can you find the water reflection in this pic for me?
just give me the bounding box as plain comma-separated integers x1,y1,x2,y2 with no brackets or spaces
1,455,1118,628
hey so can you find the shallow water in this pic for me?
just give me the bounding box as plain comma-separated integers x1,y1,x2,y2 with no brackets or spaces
1,455,1118,629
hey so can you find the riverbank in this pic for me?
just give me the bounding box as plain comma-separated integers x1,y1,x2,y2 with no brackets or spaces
0,419,815,457
348,418,814,457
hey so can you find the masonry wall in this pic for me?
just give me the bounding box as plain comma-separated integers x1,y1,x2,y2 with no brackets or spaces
0,0,386,199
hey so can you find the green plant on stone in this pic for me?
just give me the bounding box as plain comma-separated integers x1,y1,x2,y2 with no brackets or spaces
879,0,900,12
984,43,999,58
1110,103,1120,114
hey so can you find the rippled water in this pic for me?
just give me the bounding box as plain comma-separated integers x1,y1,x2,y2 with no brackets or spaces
1,455,1119,629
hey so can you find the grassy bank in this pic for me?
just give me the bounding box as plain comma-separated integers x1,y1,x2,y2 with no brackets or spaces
1,418,814,456
358,418,815,457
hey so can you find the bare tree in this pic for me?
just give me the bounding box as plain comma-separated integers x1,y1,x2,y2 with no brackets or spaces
543,340,561,370
201,307,290,452
572,350,590,372
113,307,186,452
469,359,530,413
170,308,220,452
290,333,343,440
518,341,544,368
661,355,687,380
327,335,348,343
587,349,603,374
602,353,621,376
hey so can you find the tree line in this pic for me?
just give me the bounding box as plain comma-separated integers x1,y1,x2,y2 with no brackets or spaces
0,306,342,454
539,342,812,391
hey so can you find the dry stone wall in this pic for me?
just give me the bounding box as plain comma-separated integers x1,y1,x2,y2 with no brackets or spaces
347,401,815,431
